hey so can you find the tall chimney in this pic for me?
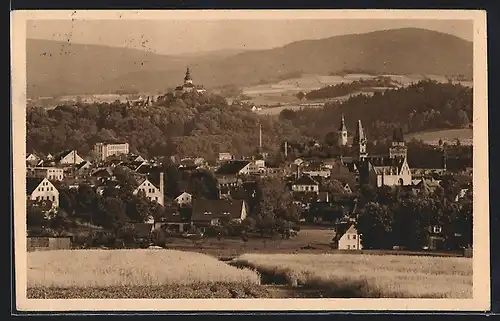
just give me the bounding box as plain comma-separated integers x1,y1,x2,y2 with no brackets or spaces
259,123,262,151
284,141,288,158
160,172,165,206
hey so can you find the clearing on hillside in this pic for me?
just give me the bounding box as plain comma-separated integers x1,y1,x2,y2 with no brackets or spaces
406,128,473,146
231,253,472,298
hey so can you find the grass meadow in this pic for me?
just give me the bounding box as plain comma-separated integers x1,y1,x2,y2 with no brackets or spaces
27,249,264,298
230,253,473,298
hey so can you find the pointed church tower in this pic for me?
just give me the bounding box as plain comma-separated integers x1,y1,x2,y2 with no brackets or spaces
184,67,193,85
337,114,348,147
353,120,368,160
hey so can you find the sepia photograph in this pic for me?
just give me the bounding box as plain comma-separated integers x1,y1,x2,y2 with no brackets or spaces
11,9,489,312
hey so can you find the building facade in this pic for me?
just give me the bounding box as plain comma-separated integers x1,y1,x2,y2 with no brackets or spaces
93,142,130,161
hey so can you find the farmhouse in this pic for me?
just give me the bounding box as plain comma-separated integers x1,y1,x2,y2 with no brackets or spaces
26,153,41,166
191,199,248,230
27,177,59,209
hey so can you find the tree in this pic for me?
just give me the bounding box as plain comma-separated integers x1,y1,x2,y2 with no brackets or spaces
27,202,46,228
296,91,306,101
99,197,128,229
356,202,394,249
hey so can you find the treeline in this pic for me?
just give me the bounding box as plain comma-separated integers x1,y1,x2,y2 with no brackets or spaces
27,92,303,161
27,81,472,162
356,180,472,250
304,76,398,100
280,80,472,143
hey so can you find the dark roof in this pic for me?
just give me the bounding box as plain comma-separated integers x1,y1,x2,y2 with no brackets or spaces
333,222,354,242
191,199,246,222
26,177,44,195
54,150,73,162
293,175,319,186
183,83,195,88
75,161,91,171
215,160,250,175
91,167,114,177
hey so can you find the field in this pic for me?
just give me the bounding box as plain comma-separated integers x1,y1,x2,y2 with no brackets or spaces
241,73,472,115
231,253,473,298
27,249,264,299
406,128,473,146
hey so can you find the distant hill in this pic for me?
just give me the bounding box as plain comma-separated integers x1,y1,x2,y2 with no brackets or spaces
27,28,473,98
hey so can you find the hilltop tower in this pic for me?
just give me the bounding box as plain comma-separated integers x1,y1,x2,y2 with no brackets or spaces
389,127,408,159
337,114,348,147
184,67,193,85
353,120,368,161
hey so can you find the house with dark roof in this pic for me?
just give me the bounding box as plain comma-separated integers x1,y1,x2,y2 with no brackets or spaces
292,174,320,194
26,177,59,209
358,155,412,188
54,150,85,165
133,172,165,208
331,222,362,250
191,199,248,230
215,160,251,176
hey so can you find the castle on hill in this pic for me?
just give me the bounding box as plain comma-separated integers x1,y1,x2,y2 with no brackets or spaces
175,67,206,95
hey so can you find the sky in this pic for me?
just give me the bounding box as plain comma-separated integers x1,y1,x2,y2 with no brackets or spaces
26,19,473,56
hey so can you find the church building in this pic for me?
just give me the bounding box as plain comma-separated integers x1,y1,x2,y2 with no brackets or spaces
175,68,206,95
339,116,411,188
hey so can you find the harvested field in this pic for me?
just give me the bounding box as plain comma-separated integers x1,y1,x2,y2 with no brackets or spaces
231,253,473,298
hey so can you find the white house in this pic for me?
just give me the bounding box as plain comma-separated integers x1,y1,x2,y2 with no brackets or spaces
175,192,192,207
26,177,59,208
335,224,362,250
133,172,165,206
29,166,64,181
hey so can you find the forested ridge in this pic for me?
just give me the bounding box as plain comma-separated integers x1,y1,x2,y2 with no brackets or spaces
27,80,472,161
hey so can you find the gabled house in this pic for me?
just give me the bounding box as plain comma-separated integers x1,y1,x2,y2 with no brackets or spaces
54,150,85,165
26,153,41,166
133,172,165,206
175,192,192,207
332,223,362,250
191,199,248,230
75,160,92,176
215,160,251,176
292,175,320,194
91,167,115,182
26,177,59,209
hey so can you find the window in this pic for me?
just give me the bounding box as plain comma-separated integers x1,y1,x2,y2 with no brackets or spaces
36,196,40,201
52,196,55,201
347,245,350,250
204,211,211,215
155,197,158,201
223,212,230,215
353,235,356,239
433,226,442,234
41,187,44,192
347,234,350,240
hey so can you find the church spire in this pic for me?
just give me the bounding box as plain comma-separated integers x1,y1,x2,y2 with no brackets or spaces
354,120,366,145
337,114,348,147
354,120,367,160
338,114,347,132
184,67,193,84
